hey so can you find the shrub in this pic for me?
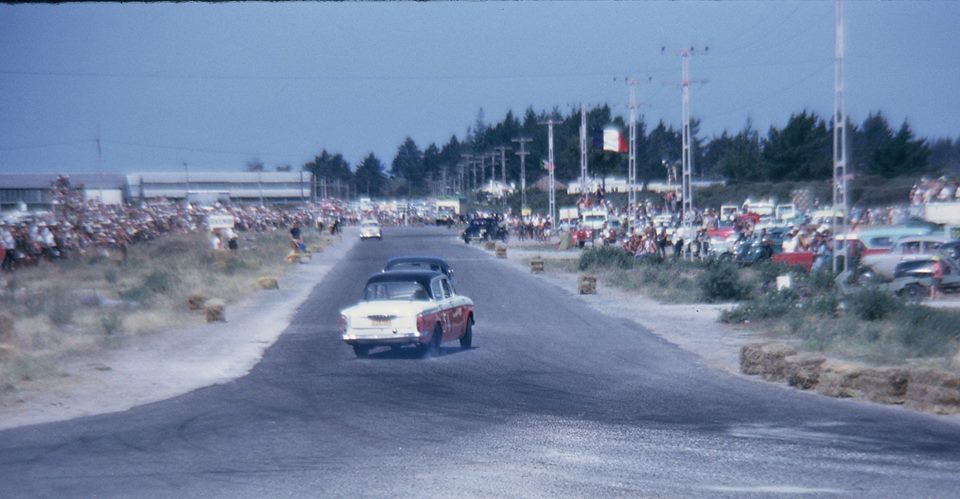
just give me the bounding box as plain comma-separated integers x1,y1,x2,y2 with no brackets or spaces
578,246,634,271
846,287,902,321
720,288,800,322
698,262,750,302
891,305,960,357
120,269,178,302
101,312,122,336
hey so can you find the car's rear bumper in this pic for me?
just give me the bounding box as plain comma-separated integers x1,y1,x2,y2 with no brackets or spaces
342,330,427,347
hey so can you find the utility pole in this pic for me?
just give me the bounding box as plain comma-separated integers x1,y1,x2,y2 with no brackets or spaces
579,104,589,196
540,117,560,225
183,160,190,204
512,137,532,213
664,46,706,219
95,126,104,204
627,79,638,208
833,0,849,274
680,48,694,218
494,146,510,186
494,146,510,212
460,154,475,192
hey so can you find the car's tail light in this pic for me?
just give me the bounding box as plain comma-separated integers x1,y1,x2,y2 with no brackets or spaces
416,313,428,333
338,314,348,332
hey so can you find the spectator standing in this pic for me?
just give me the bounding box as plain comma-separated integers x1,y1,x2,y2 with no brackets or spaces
931,256,944,300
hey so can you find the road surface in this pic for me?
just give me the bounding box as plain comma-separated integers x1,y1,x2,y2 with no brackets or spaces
1,226,959,497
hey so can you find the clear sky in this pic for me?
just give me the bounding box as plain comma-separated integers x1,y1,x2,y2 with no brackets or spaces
0,1,957,175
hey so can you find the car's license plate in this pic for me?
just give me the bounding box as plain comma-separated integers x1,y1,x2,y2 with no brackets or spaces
372,318,391,326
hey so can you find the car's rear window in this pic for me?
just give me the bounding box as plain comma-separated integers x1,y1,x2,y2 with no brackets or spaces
363,281,431,301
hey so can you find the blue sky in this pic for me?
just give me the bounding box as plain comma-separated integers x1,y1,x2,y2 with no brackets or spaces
0,1,957,174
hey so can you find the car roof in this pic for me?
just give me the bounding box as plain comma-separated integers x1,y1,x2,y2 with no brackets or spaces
365,269,444,290
384,256,449,271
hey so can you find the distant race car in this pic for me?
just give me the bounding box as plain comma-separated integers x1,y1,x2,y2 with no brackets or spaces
339,270,474,357
383,256,457,287
359,219,382,240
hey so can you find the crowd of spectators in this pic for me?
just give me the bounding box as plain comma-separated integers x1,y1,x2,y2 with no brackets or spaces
0,176,344,271
911,176,960,205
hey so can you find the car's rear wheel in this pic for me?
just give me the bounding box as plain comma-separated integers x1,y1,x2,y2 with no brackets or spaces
421,325,442,357
352,345,370,358
459,320,473,350
901,283,927,301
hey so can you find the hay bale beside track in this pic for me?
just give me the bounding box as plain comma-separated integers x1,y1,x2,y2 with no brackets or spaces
256,277,279,290
205,299,226,323
904,368,960,414
740,342,797,381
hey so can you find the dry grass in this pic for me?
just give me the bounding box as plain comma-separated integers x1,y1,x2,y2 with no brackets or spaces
0,228,326,385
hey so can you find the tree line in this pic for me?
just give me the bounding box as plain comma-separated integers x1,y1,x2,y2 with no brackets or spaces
263,106,960,199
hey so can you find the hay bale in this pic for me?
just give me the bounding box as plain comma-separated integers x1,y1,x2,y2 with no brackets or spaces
496,245,507,258
205,299,226,323
0,314,13,343
577,275,597,295
256,277,279,290
530,257,545,274
784,353,827,389
905,368,960,414
187,294,208,311
483,240,496,251
740,342,797,380
815,361,908,404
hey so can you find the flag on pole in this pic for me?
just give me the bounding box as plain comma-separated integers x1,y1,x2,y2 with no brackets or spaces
603,127,628,152
542,160,554,172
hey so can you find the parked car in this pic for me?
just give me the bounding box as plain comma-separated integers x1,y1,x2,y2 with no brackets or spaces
860,235,950,279
887,255,960,300
384,256,456,287
339,270,474,357
359,219,382,240
462,218,508,243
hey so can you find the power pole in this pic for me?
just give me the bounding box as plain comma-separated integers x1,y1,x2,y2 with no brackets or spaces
833,0,849,274
96,125,104,204
512,137,532,212
579,103,589,196
540,118,560,225
494,146,510,186
627,79,638,208
664,46,706,220
460,153,475,192
680,48,694,218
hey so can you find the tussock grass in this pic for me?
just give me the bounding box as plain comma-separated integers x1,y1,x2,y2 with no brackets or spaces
568,246,960,365
0,229,320,385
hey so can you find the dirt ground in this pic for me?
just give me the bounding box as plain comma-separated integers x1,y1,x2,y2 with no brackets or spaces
0,229,358,431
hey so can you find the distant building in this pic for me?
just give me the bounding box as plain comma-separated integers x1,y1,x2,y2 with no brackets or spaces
0,171,315,210
126,171,314,205
0,173,125,209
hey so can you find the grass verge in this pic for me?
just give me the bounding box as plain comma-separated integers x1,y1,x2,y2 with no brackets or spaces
0,229,330,386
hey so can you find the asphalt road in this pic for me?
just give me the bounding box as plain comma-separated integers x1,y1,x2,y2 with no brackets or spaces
2,226,960,497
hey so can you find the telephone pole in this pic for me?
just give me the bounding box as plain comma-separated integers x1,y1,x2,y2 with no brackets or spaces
512,137,532,212
833,0,849,273
460,154,475,192
627,79,638,208
540,118,560,225
579,104,589,196
494,146,510,186
680,48,695,217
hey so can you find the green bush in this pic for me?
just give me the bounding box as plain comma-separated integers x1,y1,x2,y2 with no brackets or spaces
578,246,634,271
891,305,960,357
846,287,902,321
721,288,800,323
120,269,178,302
698,262,750,302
